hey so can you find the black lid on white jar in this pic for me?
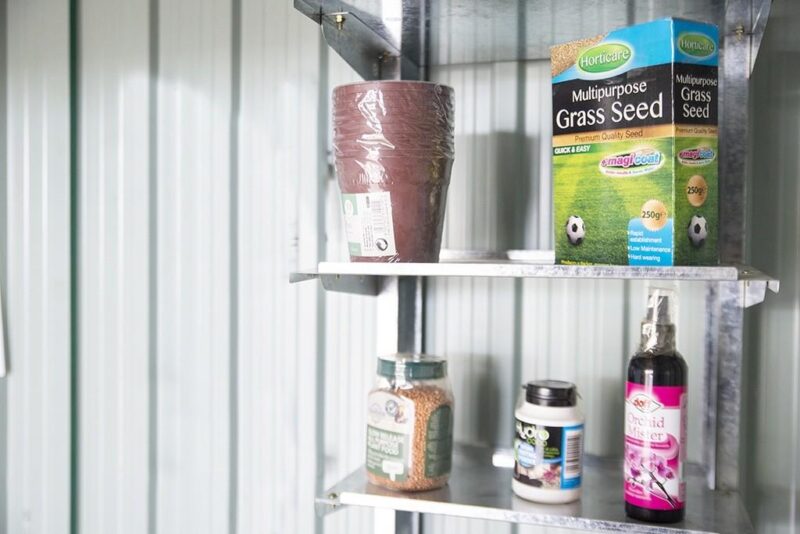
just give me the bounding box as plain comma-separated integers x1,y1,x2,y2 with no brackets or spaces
525,380,577,407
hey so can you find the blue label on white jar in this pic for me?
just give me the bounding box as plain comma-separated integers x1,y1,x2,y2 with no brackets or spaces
514,419,584,490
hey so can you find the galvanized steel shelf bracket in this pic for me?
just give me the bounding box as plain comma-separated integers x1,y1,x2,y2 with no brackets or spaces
738,266,780,307
293,0,424,80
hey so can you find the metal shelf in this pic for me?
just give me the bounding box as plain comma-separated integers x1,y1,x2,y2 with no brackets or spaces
290,250,779,306
317,444,754,534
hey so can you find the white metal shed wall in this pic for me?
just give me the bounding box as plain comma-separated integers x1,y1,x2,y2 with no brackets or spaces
3,1,72,533
1,1,798,534
743,0,800,532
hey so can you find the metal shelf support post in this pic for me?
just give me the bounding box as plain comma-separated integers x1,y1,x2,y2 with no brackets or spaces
375,276,425,534
703,281,747,491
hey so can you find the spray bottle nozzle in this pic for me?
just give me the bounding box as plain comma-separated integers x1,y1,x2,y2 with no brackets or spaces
640,287,677,353
644,288,675,325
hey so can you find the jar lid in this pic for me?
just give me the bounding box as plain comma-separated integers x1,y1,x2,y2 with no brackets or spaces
524,380,577,407
378,353,447,380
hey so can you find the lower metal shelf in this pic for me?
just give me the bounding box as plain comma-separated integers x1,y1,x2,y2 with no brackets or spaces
317,444,753,533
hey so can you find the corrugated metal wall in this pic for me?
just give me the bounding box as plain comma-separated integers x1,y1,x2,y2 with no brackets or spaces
238,2,324,533
743,0,800,532
2,0,334,533
4,2,72,534
79,0,150,531
322,53,376,534
1,1,798,534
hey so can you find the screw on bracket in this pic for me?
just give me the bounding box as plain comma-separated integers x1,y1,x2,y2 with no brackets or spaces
735,24,745,40
334,13,345,31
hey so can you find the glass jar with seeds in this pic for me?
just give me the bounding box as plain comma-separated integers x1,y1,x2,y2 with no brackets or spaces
366,353,454,491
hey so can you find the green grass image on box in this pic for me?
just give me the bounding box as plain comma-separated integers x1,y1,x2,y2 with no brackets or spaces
673,136,719,265
554,138,674,265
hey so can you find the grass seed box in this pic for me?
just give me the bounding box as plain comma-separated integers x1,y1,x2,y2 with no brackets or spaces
551,18,719,266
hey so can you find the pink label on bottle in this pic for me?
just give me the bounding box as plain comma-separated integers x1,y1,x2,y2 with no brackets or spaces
624,382,687,511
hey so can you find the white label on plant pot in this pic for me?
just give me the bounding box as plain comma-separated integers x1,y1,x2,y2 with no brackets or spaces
341,192,397,257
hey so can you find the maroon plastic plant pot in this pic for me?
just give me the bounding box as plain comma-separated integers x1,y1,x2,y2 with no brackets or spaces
332,81,455,263
333,81,454,124
334,156,454,263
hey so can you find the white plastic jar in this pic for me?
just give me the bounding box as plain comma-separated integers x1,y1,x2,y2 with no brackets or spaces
512,380,585,504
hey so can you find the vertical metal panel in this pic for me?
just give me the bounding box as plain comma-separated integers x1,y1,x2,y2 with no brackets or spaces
743,0,800,529
426,60,522,444
521,278,627,457
77,0,150,532
522,61,556,249
422,60,522,534
0,0,7,525
678,283,709,466
237,2,324,533
155,0,232,531
323,52,377,534
4,1,72,534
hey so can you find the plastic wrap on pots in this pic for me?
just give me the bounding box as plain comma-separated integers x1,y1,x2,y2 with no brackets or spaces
333,81,455,263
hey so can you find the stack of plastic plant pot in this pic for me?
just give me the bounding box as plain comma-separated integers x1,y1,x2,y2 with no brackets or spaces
332,81,455,263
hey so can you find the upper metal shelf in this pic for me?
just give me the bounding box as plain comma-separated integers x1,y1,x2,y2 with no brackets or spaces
294,0,771,79
317,444,754,533
290,250,779,307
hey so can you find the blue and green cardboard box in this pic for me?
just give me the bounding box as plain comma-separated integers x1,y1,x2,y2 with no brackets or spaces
551,18,719,266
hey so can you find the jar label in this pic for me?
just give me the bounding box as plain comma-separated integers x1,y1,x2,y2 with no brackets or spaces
366,391,414,482
341,192,397,257
514,419,584,490
624,382,687,511
424,405,453,478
